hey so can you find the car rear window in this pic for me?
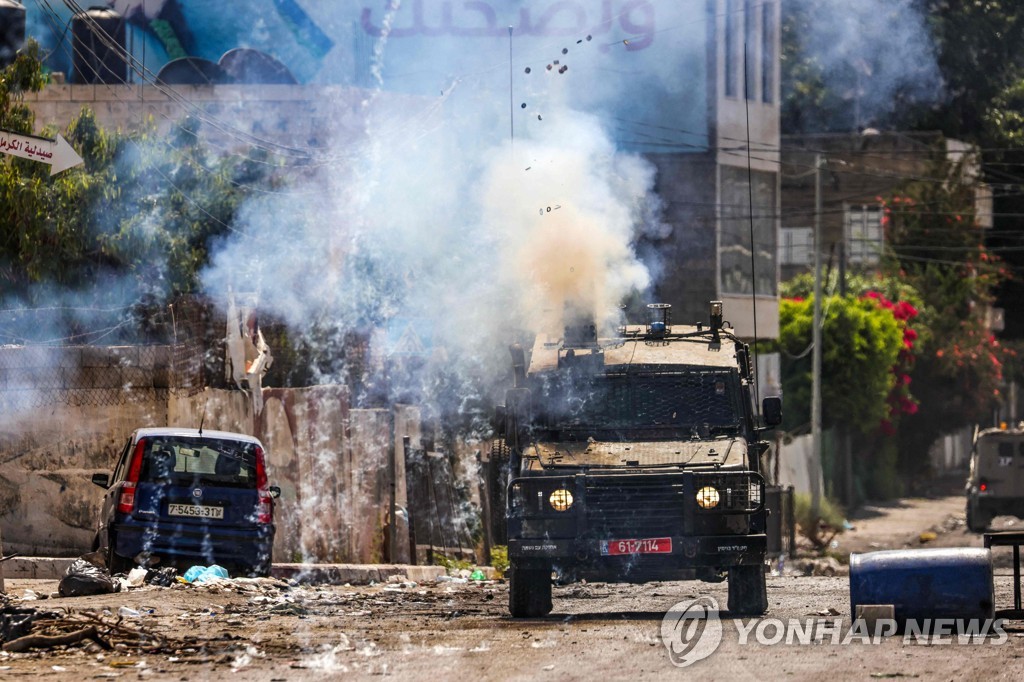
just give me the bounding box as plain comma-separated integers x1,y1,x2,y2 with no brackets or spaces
138,436,258,488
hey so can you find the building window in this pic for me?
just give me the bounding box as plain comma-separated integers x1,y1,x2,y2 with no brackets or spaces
744,0,757,100
762,2,775,104
780,227,813,266
725,0,738,98
721,167,778,295
844,205,884,265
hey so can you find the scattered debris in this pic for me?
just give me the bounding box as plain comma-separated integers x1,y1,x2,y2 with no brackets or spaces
125,567,148,588
1,607,60,643
3,625,102,653
796,556,847,577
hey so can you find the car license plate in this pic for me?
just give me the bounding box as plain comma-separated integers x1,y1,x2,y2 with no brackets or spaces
167,503,224,519
600,537,672,556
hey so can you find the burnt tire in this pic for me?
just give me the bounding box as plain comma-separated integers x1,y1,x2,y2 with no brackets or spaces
727,564,768,615
966,501,991,534
509,563,553,618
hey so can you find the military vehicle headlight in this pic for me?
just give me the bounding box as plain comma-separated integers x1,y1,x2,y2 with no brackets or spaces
549,488,574,512
696,486,720,509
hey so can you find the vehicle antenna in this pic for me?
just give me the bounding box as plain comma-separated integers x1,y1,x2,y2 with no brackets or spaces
199,399,207,437
508,25,514,151
743,40,760,403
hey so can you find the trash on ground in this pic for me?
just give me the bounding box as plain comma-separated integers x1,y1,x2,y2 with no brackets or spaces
1,607,60,644
145,566,178,587
126,567,148,587
59,557,120,597
182,565,230,584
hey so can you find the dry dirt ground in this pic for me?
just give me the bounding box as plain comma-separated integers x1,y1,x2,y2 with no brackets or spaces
1,483,1023,681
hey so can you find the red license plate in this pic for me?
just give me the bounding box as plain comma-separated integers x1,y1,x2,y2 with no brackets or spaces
600,537,672,556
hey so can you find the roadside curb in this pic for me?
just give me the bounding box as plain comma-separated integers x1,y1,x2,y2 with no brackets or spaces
1,558,451,586
2,557,75,580
271,563,447,585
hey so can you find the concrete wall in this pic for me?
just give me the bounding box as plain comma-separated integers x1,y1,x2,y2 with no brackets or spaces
25,83,369,150
776,432,820,496
928,426,973,473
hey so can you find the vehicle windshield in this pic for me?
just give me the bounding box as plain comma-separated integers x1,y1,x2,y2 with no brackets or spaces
532,370,742,439
138,436,259,488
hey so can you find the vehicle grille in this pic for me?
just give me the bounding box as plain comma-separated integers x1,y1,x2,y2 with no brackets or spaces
584,476,684,537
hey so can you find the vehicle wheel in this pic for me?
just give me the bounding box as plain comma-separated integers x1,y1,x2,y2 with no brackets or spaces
489,439,510,544
107,547,132,575
509,563,553,618
728,564,768,615
966,501,991,534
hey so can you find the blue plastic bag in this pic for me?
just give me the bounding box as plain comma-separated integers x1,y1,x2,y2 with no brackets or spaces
182,564,230,583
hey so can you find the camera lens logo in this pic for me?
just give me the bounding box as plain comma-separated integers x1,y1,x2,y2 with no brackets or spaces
661,597,723,668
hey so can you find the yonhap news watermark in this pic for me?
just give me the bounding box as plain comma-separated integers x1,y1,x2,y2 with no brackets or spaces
661,597,1008,668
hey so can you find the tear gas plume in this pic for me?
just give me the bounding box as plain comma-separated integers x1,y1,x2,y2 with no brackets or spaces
785,0,942,130
201,7,669,400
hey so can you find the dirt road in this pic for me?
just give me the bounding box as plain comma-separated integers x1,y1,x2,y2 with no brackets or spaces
1,486,1022,680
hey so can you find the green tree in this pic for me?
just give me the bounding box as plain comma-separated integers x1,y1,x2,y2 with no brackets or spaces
879,161,1009,474
775,295,905,434
0,44,281,343
915,0,1024,144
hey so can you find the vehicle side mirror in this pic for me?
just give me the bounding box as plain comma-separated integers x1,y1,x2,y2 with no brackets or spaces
762,396,782,427
492,405,507,438
92,472,111,489
269,485,281,499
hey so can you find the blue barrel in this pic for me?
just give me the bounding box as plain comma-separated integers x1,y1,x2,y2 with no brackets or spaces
849,548,994,622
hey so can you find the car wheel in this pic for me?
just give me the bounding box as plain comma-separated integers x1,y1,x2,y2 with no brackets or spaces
106,536,132,575
728,564,768,615
966,500,991,534
509,563,553,618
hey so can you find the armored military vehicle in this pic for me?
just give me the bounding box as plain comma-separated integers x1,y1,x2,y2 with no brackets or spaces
493,302,781,617
966,424,1024,533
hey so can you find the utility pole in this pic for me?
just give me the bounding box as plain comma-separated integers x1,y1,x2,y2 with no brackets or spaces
838,233,853,506
811,153,824,525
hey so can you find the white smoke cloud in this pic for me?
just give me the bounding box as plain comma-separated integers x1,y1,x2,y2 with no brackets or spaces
786,0,942,129
201,31,663,395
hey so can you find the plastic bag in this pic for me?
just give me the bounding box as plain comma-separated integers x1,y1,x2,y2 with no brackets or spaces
182,564,230,584
145,566,178,587
58,558,120,597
